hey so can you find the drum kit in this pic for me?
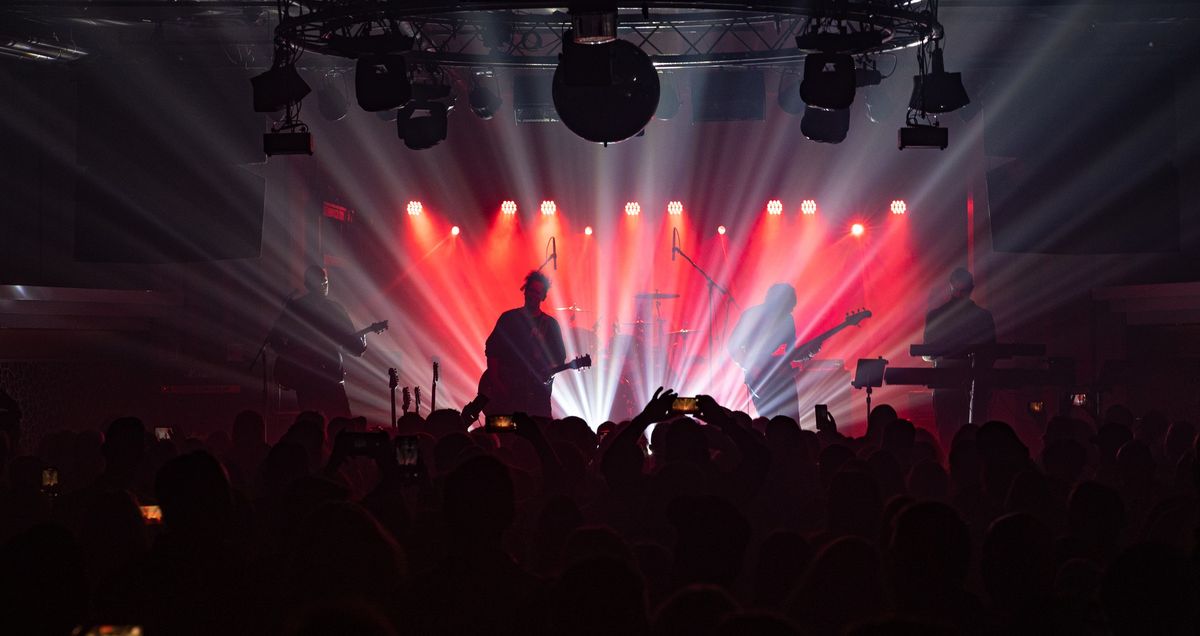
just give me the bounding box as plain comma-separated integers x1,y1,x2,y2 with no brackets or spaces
555,291,695,420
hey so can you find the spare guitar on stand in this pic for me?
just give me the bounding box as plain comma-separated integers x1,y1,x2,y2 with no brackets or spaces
388,368,398,430
431,360,440,413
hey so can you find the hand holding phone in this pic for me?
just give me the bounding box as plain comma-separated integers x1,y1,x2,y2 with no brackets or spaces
814,404,836,433
139,505,162,525
154,427,172,442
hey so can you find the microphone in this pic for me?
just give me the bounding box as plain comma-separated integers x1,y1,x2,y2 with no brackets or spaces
551,236,558,271
672,227,679,262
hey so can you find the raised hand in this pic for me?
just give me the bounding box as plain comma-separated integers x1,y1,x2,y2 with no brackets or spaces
636,387,678,424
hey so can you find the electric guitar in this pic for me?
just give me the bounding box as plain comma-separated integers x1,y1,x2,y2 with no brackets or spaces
735,309,872,390
431,360,440,413
388,368,398,428
476,354,592,415
274,320,389,389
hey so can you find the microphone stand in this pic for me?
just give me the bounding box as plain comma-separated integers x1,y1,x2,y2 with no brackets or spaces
537,237,557,272
250,292,297,417
673,246,739,381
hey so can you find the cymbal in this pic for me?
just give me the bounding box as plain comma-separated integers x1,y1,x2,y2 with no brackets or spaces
555,305,591,312
635,292,680,300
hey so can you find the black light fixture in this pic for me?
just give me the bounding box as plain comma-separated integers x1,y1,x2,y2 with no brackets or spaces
800,52,856,111
801,105,850,144
355,54,411,112
909,47,969,114
552,30,660,144
250,55,310,113
468,71,503,120
570,1,618,44
398,102,449,150
898,123,947,150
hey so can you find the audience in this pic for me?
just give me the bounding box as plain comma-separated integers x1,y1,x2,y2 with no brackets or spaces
0,385,1196,635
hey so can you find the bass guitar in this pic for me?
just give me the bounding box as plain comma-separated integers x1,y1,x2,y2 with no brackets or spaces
476,354,592,415
734,309,871,393
274,320,389,390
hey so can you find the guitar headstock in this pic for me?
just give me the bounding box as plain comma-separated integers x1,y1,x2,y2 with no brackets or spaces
569,354,592,370
844,308,872,326
402,387,411,413
369,320,389,334
432,360,440,382
388,367,398,389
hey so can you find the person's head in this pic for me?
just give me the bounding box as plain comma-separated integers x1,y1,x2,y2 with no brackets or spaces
764,283,797,315
304,266,330,296
232,410,266,449
949,267,974,299
522,270,551,308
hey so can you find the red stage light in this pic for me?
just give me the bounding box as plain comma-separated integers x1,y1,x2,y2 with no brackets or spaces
501,200,518,215
625,202,641,216
406,201,423,216
851,223,865,237
667,201,683,216
450,225,460,236
890,199,907,215
717,225,727,235
584,226,593,236
801,199,817,215
540,200,556,216
767,199,783,216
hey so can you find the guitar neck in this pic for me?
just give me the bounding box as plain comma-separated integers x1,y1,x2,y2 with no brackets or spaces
801,322,852,351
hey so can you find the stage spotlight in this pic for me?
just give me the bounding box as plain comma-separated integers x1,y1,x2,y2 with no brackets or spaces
584,226,593,236
251,60,310,113
541,200,557,216
398,102,449,150
909,48,969,114
316,71,349,121
800,53,856,111
625,202,640,216
890,200,907,215
469,71,503,120
851,223,865,237
667,201,683,216
501,200,518,216
451,225,461,236
801,105,850,144
801,199,818,215
355,54,411,112
717,225,727,236
767,200,783,216
553,32,660,144
407,201,423,216
570,1,618,44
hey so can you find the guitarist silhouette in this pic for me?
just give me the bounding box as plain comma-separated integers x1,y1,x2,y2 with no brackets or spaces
478,271,566,419
269,266,386,418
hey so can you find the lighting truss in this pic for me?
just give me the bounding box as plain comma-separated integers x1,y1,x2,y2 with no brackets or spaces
273,2,940,69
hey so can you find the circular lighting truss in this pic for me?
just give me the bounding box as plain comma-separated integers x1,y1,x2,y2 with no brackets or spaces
275,2,941,69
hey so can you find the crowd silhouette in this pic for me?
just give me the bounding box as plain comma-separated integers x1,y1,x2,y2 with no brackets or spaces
0,386,1197,635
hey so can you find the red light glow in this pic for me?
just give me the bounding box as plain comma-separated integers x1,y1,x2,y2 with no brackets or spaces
584,226,593,236
406,201,423,216
767,200,783,216
501,200,518,216
851,222,865,237
624,202,641,216
667,201,683,216
450,225,460,236
717,225,727,235
540,200,556,216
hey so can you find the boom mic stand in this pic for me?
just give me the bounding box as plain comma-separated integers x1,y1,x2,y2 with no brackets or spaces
250,291,297,417
672,244,738,381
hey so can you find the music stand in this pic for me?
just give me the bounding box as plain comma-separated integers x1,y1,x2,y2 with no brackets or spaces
852,357,888,423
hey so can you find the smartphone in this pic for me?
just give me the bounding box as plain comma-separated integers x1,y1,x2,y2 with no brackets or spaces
154,427,172,442
341,430,388,455
485,414,517,432
814,404,835,432
670,397,700,415
1027,400,1046,414
395,435,420,467
139,505,162,525
1070,393,1088,408
41,467,60,495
